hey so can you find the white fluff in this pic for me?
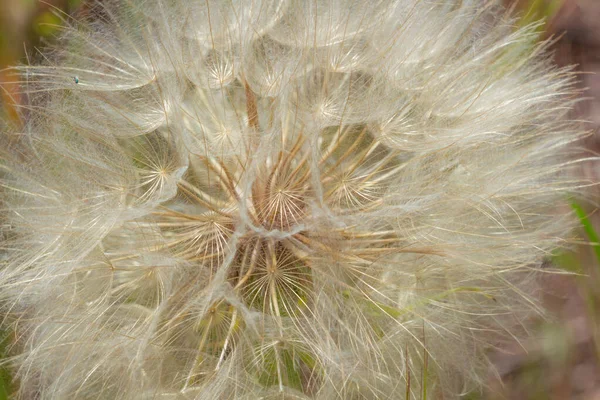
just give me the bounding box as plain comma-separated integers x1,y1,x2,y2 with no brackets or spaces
0,0,591,398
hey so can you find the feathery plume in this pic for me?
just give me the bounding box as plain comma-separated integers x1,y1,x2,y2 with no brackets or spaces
0,0,590,398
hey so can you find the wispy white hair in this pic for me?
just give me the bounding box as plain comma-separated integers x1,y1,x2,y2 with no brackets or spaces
0,0,591,398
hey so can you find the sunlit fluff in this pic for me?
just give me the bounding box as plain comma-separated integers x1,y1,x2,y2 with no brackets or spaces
0,0,589,398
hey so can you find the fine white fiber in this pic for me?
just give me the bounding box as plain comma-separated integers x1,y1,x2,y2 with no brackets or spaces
0,0,594,398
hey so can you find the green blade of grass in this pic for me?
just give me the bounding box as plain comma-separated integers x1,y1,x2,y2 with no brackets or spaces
571,202,600,264
571,201,600,362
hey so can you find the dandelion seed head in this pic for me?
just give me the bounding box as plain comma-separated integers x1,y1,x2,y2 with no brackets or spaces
0,0,590,398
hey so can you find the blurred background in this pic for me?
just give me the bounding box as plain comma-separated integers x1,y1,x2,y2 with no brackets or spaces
0,0,599,399
0,0,85,122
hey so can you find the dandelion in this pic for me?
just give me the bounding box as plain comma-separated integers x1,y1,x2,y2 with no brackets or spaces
0,0,591,398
